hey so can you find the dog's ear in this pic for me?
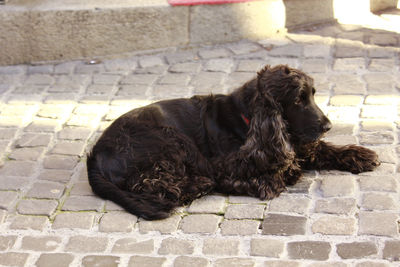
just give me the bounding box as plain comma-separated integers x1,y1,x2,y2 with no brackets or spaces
240,90,295,172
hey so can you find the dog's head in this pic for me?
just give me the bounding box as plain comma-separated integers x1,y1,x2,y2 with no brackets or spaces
256,65,331,144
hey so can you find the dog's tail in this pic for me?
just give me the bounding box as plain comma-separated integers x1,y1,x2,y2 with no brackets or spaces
86,152,174,220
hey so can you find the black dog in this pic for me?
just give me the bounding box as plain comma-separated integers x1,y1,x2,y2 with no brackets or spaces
87,65,380,220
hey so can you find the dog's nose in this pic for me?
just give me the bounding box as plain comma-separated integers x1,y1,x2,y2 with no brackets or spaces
321,120,332,133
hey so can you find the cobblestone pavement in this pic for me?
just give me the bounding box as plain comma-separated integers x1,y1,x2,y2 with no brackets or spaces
0,24,400,267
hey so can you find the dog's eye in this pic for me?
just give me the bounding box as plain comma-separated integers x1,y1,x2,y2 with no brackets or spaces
295,91,307,105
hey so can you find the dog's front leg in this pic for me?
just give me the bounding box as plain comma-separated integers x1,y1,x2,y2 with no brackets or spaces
298,141,380,174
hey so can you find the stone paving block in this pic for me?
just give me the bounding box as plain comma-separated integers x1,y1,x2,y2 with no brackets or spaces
359,175,398,192
329,95,363,106
383,240,400,261
220,219,260,236
112,238,154,254
320,175,355,197
0,236,17,251
43,155,79,170
190,72,226,93
369,34,398,46
354,261,390,267
262,214,307,236
0,191,19,210
21,236,61,251
9,147,45,161
35,253,75,267
214,257,255,267
333,58,365,72
58,127,92,140
93,74,121,85
25,74,54,85
13,84,47,94
0,210,6,223
361,121,393,132
10,215,48,231
152,84,189,100
62,196,104,212
99,212,137,232
128,256,166,267
311,215,356,235
17,199,58,216
139,56,164,68
25,181,65,199
361,192,397,211
121,74,159,85
165,50,199,64
300,59,329,73
304,44,331,58
15,133,52,147
70,182,94,196
264,260,301,267
82,255,119,267
158,73,191,86
329,74,365,94
202,238,239,256
169,62,202,73
224,204,264,219
139,214,181,234
314,198,356,215
0,161,36,177
158,237,195,255
50,141,86,156
0,128,17,140
75,63,105,74
25,119,61,132
287,177,314,194
38,169,72,183
180,214,221,234
52,212,95,230
0,116,25,128
334,42,365,58
307,263,348,267
104,59,136,73
368,58,397,72
174,256,210,267
268,194,311,214
236,60,265,72
66,114,101,128
268,44,303,57
228,196,266,204
204,59,234,73
336,242,377,259
199,48,231,59
104,200,124,211
65,236,108,253
287,241,331,261
250,238,284,257
117,84,148,97
359,132,394,145
135,65,168,75
187,195,226,214
86,84,115,95
0,252,29,267
358,211,398,237
37,104,72,120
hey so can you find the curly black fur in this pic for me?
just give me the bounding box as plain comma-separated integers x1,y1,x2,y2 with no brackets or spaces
87,65,380,220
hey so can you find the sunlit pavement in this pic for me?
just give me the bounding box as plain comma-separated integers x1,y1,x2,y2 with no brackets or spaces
0,21,399,266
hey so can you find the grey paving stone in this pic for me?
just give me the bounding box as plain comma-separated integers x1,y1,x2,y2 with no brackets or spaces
383,240,400,261
134,65,168,74
304,44,331,58
121,74,159,85
21,236,61,251
52,212,95,230
128,256,166,267
361,192,397,210
199,48,231,59
38,169,72,183
61,196,104,212
13,84,47,94
25,181,65,199
152,84,189,100
139,214,181,234
204,58,234,73
17,199,58,216
250,238,284,257
93,74,121,85
15,133,52,148
139,56,165,68
359,132,394,145
158,237,195,255
329,73,365,94
165,50,199,64
224,204,264,219
65,236,108,253
358,211,399,237
367,46,398,58
9,147,45,161
190,72,225,93
220,219,260,236
336,242,377,259
82,255,120,267
311,215,356,235
307,262,348,267
264,260,301,267
25,119,61,132
354,261,390,267
169,62,202,73
0,191,19,210
287,177,314,194
214,257,255,267
25,74,54,85
54,61,77,74
202,238,239,256
58,127,92,140
369,34,398,46
333,58,365,72
262,214,307,236
314,198,357,215
86,84,115,95
359,175,398,192
112,238,154,254
70,182,94,196
368,58,397,72
10,215,48,231
236,60,265,72
0,161,36,177
287,241,331,260
300,59,329,73
268,194,311,214
174,256,210,267
43,155,79,170
117,84,148,97
75,63,105,74
320,175,355,197
0,210,6,223
0,252,29,267
99,212,137,232
228,196,266,204
158,73,191,85
35,253,74,267
229,41,261,55
268,44,303,57
50,141,86,156
104,58,136,73
0,236,17,251
0,128,17,140
180,214,222,234
187,195,226,214
334,42,365,58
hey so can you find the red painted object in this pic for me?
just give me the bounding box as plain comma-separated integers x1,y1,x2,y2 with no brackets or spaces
168,0,260,6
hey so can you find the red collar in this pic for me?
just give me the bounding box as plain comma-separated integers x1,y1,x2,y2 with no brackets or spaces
241,114,250,126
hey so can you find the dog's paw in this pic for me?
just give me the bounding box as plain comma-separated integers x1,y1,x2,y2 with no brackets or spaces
342,145,380,174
